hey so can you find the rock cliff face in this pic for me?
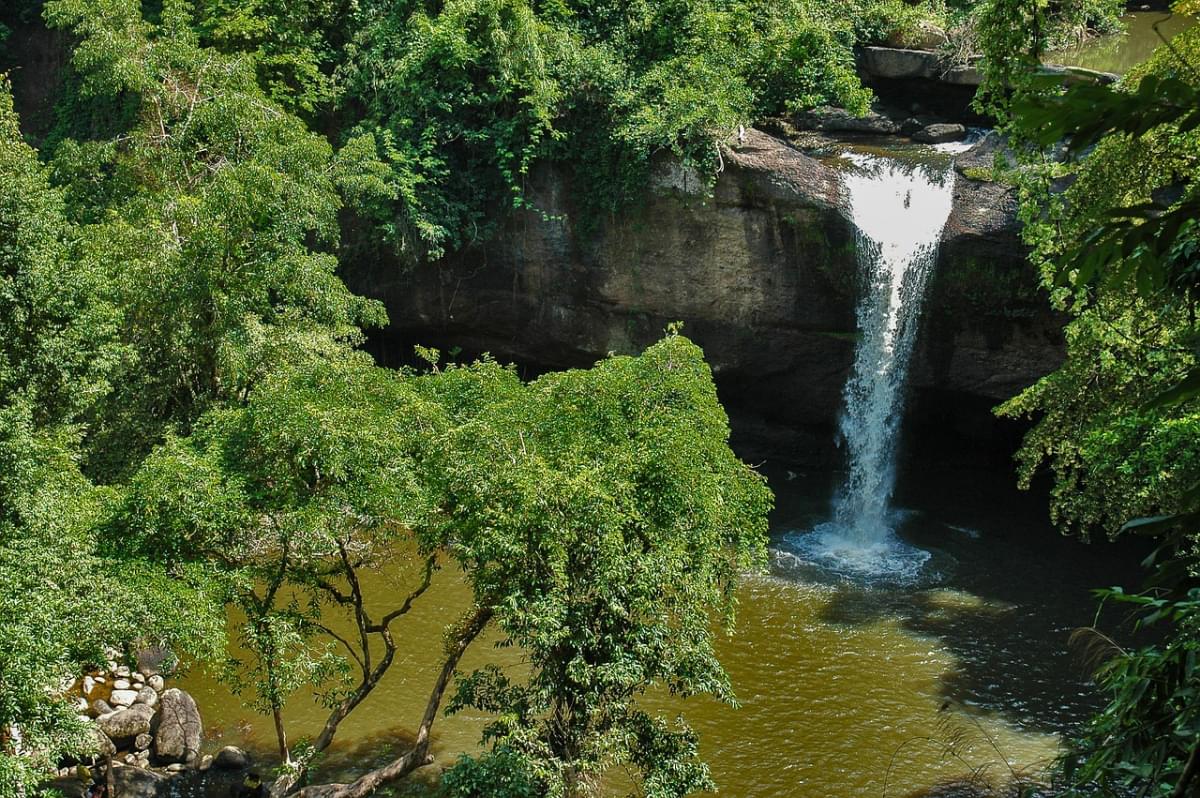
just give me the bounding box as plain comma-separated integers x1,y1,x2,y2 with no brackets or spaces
353,128,1062,462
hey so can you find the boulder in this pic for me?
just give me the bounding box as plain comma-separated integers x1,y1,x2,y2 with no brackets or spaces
135,687,158,707
109,689,138,708
213,746,251,770
912,123,967,144
154,688,202,763
90,699,114,718
797,105,900,134
97,705,154,741
858,46,984,86
88,727,117,758
885,21,948,50
82,676,97,697
112,679,131,691
146,675,165,693
42,774,87,798
135,646,173,678
1039,63,1119,86
859,46,941,80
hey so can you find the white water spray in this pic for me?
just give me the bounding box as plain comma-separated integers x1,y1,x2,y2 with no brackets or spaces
794,153,955,581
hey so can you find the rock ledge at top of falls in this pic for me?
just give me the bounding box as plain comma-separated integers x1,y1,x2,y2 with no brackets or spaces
857,45,1119,87
716,128,844,208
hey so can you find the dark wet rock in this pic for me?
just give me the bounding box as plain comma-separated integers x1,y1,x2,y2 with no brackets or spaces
42,774,86,798
913,123,967,144
796,105,901,134
900,117,928,136
351,127,1058,462
89,699,113,718
112,765,166,798
954,131,1014,175
212,746,250,770
154,689,202,763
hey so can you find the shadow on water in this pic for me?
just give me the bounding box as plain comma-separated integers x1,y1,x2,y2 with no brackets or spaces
767,460,1151,740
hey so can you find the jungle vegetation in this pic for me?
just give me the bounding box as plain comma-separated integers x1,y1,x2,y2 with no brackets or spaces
980,0,1200,793
0,0,1173,796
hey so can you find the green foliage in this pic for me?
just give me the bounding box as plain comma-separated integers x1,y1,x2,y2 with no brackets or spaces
338,0,881,257
7,2,781,794
1064,588,1200,797
973,0,1124,118
440,334,771,797
989,7,1200,796
191,0,351,114
0,78,223,798
43,0,389,475
442,748,543,798
997,24,1200,534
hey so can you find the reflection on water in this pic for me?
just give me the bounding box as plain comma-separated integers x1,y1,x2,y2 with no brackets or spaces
179,465,1144,796
1048,12,1196,74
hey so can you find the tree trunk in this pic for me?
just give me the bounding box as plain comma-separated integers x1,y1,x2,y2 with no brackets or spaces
290,607,492,798
273,706,290,764
1172,738,1200,798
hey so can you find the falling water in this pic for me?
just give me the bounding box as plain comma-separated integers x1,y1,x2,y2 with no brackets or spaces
793,153,956,581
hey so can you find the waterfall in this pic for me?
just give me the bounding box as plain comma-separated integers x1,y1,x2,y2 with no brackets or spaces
794,153,955,581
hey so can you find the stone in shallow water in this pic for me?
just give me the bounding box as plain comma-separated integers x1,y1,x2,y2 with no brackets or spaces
154,688,203,763
97,705,153,740
135,687,158,707
109,689,139,708
797,106,900,135
912,123,967,144
213,746,250,770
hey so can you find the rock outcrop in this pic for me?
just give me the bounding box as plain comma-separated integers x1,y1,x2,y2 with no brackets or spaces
97,705,154,743
154,689,202,764
352,127,1060,462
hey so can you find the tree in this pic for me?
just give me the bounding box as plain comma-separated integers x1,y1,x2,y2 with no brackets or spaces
115,333,770,798
980,2,1200,793
0,77,223,798
436,333,771,798
43,0,391,476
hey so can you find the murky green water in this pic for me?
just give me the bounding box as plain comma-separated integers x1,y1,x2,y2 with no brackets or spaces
1047,11,1196,74
179,463,1143,797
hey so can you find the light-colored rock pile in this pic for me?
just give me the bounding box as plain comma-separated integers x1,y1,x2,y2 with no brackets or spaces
54,650,211,777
